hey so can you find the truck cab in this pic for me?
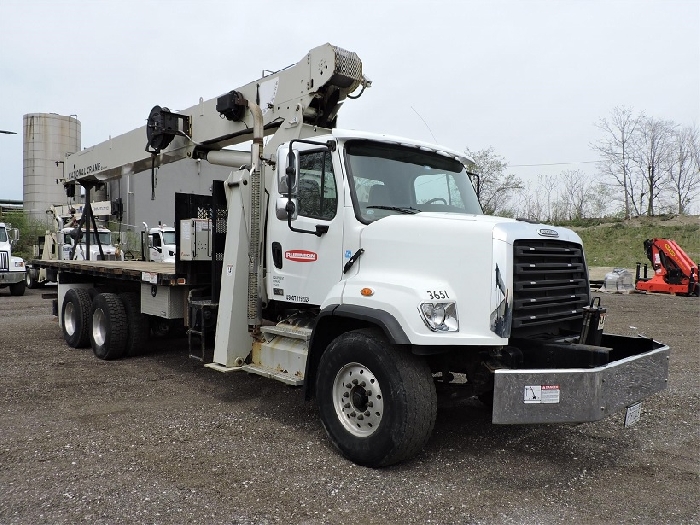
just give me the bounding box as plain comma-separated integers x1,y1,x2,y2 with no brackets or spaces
59,226,122,261
146,225,176,263
0,222,26,296
266,130,586,347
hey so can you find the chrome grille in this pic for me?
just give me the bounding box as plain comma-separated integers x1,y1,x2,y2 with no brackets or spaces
0,251,8,272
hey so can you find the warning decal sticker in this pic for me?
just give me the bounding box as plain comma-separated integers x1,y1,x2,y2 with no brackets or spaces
524,385,560,404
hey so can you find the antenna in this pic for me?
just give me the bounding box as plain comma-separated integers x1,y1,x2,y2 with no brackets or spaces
410,106,437,143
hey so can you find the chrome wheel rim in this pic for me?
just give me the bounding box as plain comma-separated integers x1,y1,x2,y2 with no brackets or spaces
332,362,384,437
92,308,107,346
64,302,76,336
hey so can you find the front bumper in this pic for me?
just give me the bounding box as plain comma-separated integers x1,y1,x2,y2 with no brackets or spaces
492,334,669,424
0,271,25,285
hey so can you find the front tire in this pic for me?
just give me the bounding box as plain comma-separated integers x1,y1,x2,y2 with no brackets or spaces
91,293,128,360
316,329,437,467
62,288,92,348
9,279,26,296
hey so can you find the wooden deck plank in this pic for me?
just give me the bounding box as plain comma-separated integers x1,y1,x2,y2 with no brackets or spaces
31,259,182,284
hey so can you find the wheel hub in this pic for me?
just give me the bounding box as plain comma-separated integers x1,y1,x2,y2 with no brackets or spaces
351,387,368,411
92,308,107,346
332,362,384,437
64,302,76,336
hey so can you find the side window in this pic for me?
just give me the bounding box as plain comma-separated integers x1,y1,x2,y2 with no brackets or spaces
297,150,337,220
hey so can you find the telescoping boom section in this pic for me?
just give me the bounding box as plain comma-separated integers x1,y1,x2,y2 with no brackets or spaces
64,43,368,186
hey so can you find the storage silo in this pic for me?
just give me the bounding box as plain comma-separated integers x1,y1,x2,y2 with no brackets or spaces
23,113,81,221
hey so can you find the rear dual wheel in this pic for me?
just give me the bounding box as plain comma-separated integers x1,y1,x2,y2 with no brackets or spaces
118,292,149,356
26,270,42,289
90,293,128,360
61,289,146,359
62,288,92,348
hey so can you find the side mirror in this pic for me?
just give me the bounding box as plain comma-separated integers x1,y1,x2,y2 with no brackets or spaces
280,150,298,194
9,228,20,246
286,150,297,189
275,196,298,221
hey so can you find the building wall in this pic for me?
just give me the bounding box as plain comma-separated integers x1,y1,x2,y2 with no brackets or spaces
107,158,231,234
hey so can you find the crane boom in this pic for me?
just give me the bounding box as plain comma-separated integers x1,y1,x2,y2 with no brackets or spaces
64,43,368,185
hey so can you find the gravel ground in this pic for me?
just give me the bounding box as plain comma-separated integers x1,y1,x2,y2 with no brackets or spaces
0,285,698,524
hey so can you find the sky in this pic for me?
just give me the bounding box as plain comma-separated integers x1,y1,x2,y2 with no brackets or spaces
1,0,699,209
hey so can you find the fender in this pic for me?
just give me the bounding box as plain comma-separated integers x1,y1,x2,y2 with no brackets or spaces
303,303,410,399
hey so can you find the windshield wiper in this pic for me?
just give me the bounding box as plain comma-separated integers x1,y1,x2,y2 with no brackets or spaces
366,205,420,214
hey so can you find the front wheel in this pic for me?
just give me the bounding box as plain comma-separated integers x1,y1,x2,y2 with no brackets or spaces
316,329,437,467
9,280,26,296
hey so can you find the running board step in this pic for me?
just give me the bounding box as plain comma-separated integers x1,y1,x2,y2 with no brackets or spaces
241,364,303,386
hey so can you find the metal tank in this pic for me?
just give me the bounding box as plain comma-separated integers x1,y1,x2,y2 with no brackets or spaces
23,113,82,221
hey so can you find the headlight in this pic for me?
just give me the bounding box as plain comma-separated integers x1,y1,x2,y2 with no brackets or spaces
14,261,25,268
419,302,459,332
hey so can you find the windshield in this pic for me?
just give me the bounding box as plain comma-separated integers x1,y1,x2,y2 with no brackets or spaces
162,231,176,245
0,227,6,243
69,231,112,246
344,141,482,222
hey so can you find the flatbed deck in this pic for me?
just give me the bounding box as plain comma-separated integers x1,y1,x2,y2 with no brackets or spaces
32,259,182,285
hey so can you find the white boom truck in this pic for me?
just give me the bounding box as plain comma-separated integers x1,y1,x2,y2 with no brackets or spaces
34,43,669,467
25,202,122,288
0,222,26,296
143,223,176,263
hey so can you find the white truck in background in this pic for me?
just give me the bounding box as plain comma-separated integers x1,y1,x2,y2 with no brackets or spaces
143,223,176,263
0,222,26,296
25,202,122,288
33,43,670,467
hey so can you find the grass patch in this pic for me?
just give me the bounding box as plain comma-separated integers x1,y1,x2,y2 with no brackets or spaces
571,220,700,268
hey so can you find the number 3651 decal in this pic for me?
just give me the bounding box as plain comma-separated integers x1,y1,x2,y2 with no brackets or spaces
427,290,450,300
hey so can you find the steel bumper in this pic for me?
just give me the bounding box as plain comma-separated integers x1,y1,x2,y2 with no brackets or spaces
492,337,670,424
0,271,25,284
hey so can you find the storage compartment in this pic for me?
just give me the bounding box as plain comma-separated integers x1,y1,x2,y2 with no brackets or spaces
179,219,212,261
140,283,186,319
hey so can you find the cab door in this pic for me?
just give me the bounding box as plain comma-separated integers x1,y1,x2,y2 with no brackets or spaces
266,145,344,307
148,232,163,263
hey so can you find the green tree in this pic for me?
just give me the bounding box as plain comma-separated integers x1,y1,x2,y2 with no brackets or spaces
465,146,522,216
0,210,46,260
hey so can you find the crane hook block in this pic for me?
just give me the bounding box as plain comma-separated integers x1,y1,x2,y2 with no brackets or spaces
216,90,247,121
146,105,187,153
